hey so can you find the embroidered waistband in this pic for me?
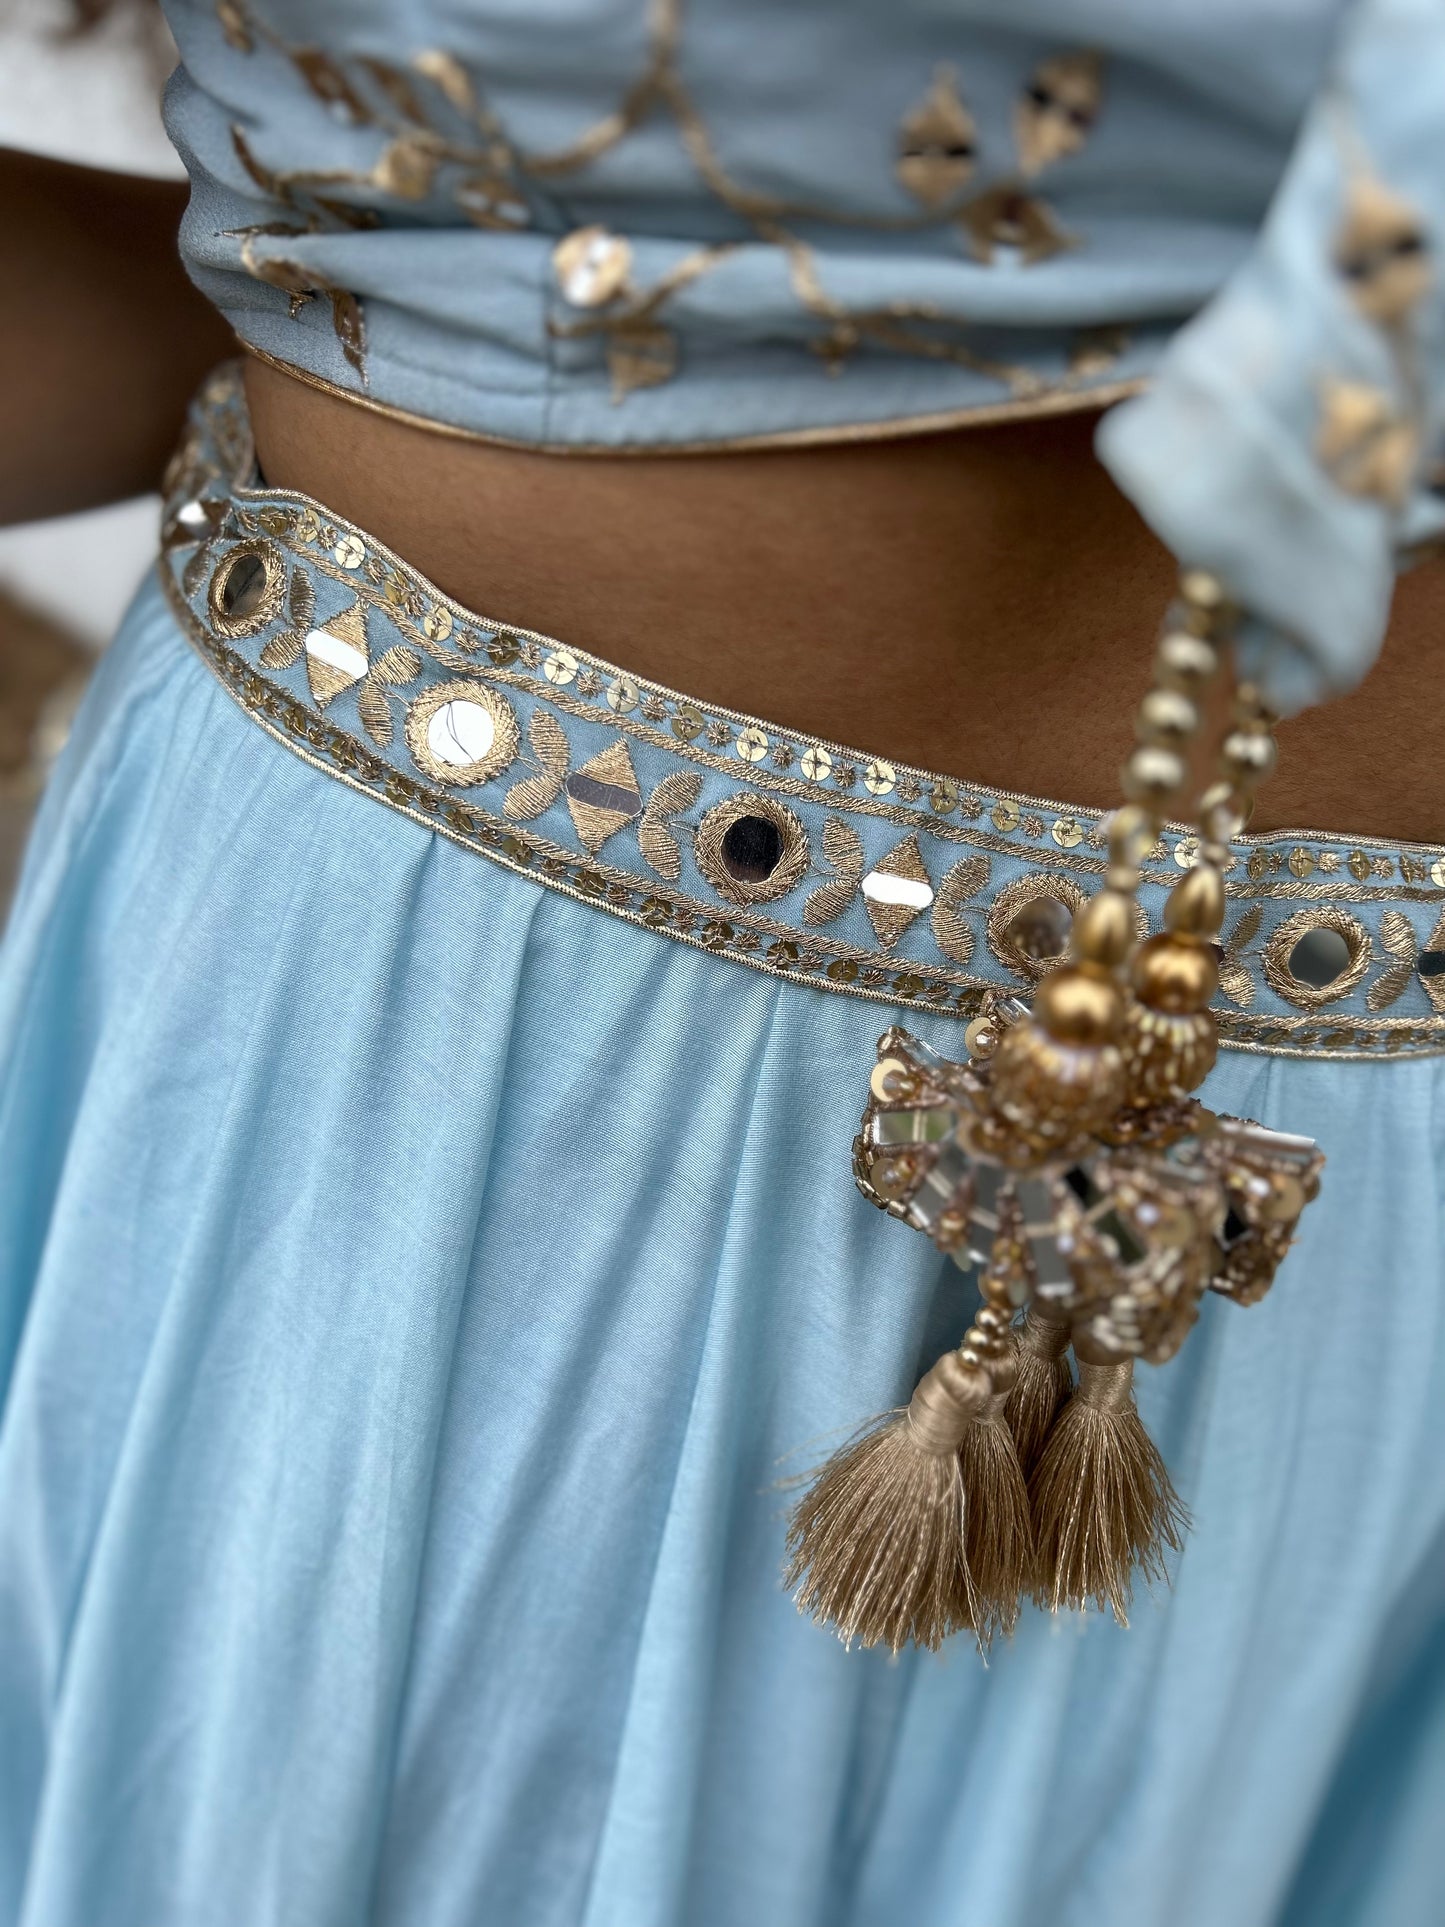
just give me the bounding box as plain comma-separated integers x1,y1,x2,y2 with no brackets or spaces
157,365,1445,1061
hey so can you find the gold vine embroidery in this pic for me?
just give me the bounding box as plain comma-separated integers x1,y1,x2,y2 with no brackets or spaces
213,0,1124,402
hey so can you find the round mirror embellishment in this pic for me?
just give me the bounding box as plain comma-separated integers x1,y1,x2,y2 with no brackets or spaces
695,793,811,906
404,681,521,788
208,540,287,640
1261,906,1373,1008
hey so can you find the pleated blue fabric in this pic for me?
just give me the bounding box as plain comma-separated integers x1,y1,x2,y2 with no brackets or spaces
2,575,1444,1927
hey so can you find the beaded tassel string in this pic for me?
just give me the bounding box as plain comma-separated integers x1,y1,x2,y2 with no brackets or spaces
788,571,1300,1653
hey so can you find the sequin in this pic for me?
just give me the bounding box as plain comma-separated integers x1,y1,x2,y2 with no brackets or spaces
422,606,454,642
333,533,366,569
863,759,896,796
1051,815,1084,849
991,799,1022,833
608,675,639,713
801,746,834,782
303,599,369,707
553,226,633,308
736,726,769,762
565,740,643,851
862,835,934,948
544,648,579,686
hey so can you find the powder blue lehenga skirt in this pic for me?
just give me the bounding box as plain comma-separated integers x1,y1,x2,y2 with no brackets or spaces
3,373,1445,1927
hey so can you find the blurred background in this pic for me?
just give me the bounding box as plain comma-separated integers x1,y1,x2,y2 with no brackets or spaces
0,0,179,898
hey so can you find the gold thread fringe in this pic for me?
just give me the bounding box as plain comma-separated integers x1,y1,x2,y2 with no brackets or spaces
1004,1304,1074,1477
957,1385,1035,1643
1028,1355,1187,1625
785,1350,987,1652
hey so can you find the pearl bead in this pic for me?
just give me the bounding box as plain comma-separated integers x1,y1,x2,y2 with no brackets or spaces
1136,687,1199,746
1221,730,1277,784
1155,631,1218,692
1122,744,1186,807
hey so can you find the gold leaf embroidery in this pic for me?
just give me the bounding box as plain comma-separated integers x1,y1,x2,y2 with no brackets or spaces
357,678,393,745
1231,904,1264,953
217,0,252,54
373,135,443,201
1015,52,1103,179
372,644,423,686
413,49,480,118
607,322,677,400
930,852,990,964
957,186,1074,266
1367,959,1416,1011
1380,910,1417,960
1333,173,1430,328
503,710,571,820
1366,910,1418,1010
357,56,432,128
895,68,978,211
638,769,704,880
330,290,367,379
803,816,865,926
258,563,313,668
1316,377,1417,507
292,49,371,123
1218,960,1256,1008
1422,908,1445,1014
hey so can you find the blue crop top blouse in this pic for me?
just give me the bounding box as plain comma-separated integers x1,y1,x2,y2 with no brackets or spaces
160,0,1445,713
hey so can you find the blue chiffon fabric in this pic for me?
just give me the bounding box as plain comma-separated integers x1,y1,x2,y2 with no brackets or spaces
2,574,1444,1926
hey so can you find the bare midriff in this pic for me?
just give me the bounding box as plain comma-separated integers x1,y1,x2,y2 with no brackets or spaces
244,354,1445,843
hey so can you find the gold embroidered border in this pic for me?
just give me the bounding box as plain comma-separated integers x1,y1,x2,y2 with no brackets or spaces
159,557,1445,1060
222,491,1445,908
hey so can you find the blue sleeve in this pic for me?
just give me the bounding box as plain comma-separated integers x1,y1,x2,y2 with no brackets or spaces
1097,0,1445,715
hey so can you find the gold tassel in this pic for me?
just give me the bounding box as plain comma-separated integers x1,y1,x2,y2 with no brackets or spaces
958,1352,1035,1642
785,1348,989,1653
1028,1339,1187,1624
1004,1302,1074,1477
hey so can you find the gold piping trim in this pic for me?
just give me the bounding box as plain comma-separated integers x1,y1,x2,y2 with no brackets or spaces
242,341,1148,456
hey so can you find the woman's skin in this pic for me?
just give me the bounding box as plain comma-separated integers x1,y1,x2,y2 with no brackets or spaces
5,148,1442,842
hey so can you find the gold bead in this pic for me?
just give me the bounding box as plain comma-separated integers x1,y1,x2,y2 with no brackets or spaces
1136,687,1199,747
1155,630,1219,692
1220,730,1277,785
1198,779,1249,842
1121,1002,1218,1103
1163,863,1225,939
1106,862,1141,894
1131,931,1219,1013
990,1014,1127,1138
974,1304,1012,1335
1107,804,1153,866
1071,888,1138,969
1122,744,1186,808
1178,568,1232,632
1034,966,1125,1044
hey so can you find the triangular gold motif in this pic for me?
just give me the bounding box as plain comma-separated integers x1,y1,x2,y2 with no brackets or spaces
304,598,370,708
565,737,642,853
863,833,934,948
